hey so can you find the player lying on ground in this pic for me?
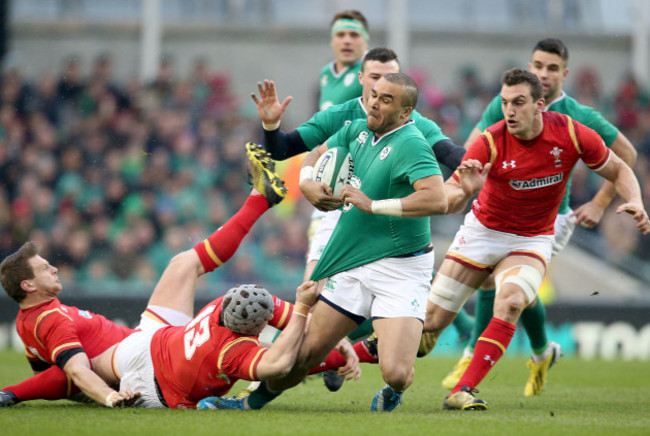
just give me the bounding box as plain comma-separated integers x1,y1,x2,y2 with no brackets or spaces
0,143,360,408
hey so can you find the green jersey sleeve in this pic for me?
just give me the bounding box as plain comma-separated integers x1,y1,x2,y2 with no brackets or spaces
411,109,450,145
476,94,504,131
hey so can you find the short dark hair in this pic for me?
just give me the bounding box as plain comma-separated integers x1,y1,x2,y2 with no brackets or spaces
361,47,399,72
330,10,369,31
501,68,544,101
382,72,418,108
0,242,39,303
533,38,569,63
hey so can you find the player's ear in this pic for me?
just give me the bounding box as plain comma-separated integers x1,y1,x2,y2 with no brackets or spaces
21,279,36,293
401,106,413,120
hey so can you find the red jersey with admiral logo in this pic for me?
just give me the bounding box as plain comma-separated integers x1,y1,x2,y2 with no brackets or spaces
151,294,293,409
15,298,135,366
456,112,610,236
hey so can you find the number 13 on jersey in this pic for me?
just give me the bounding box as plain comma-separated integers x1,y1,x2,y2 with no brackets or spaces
184,305,216,359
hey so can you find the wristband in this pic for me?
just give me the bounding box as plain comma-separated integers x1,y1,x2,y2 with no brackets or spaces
371,199,403,216
262,120,281,131
299,166,314,183
294,302,311,316
293,312,308,319
105,391,119,408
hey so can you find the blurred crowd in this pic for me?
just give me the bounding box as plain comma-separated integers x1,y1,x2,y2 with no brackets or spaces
0,54,311,296
0,54,649,296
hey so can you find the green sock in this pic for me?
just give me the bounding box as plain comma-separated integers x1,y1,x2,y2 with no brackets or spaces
347,319,374,341
247,381,281,410
520,298,548,354
468,288,496,352
451,308,475,340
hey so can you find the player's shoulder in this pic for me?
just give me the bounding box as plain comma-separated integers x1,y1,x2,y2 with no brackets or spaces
319,62,334,77
551,93,601,118
483,119,507,139
322,97,362,115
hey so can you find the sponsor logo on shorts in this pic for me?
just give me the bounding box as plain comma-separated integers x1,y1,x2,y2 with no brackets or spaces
509,173,563,190
324,279,336,293
411,299,420,312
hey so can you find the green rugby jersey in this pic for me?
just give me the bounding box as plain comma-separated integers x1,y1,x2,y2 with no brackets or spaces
297,97,450,151
475,92,619,214
318,61,363,110
311,119,442,281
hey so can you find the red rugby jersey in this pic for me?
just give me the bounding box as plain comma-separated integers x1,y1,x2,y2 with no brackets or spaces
16,298,135,366
151,295,293,408
455,112,610,236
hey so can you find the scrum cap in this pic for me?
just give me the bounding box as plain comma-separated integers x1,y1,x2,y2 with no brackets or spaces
222,284,274,335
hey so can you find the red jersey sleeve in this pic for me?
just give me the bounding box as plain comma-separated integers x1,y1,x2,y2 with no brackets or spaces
217,337,269,381
36,310,84,364
268,295,293,330
572,119,611,170
452,133,494,183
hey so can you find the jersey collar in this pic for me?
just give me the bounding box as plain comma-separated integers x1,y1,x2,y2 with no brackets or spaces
371,119,414,145
544,91,566,111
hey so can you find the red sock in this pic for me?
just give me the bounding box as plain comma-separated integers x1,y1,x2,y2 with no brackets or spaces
452,317,516,394
353,341,379,364
4,366,80,401
194,192,269,272
307,350,346,375
305,339,379,375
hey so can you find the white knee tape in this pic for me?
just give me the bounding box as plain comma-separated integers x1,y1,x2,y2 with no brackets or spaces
495,265,543,304
428,274,476,313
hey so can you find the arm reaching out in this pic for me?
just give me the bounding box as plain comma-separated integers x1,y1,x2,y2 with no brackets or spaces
255,281,321,380
445,159,491,214
251,80,293,129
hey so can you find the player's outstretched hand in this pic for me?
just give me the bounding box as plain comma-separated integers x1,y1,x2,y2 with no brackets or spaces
295,280,320,308
571,200,605,229
299,179,343,211
341,185,372,213
335,338,362,381
251,80,293,128
456,159,491,196
616,202,650,235
106,389,141,408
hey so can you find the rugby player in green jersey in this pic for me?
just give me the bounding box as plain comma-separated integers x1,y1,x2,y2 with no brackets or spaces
204,72,487,412
441,38,638,397
318,10,368,110
252,48,474,379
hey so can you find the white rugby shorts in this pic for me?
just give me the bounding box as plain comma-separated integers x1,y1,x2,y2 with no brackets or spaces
306,210,341,263
552,210,575,256
445,211,554,271
320,249,434,321
112,330,165,409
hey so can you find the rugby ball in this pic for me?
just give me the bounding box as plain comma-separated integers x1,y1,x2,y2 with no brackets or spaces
313,147,353,196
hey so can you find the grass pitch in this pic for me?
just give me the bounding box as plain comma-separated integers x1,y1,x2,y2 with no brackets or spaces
1,349,648,436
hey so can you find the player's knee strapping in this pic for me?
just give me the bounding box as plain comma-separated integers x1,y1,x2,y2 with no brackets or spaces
495,265,543,304
428,274,475,313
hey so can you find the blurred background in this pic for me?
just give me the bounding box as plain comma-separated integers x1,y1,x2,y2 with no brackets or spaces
0,0,648,358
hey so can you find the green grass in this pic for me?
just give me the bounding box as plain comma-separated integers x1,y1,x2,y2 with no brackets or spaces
1,350,648,436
